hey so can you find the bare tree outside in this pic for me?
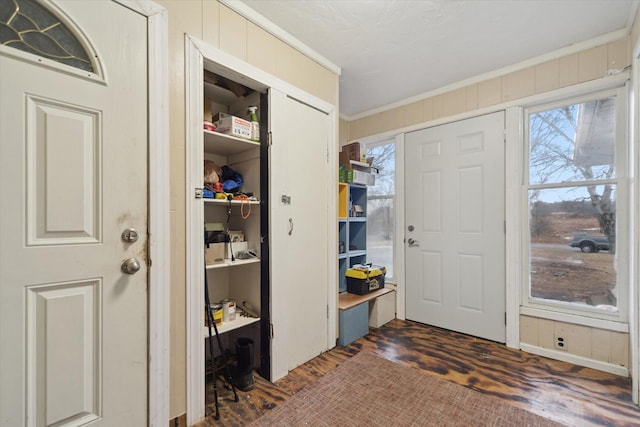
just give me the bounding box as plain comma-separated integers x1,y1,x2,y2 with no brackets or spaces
529,97,616,252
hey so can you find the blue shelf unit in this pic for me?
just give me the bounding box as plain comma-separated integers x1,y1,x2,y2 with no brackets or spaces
338,184,368,292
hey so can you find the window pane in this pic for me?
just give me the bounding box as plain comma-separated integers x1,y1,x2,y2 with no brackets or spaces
366,143,395,277
529,96,616,185
528,185,617,310
0,0,94,72
367,144,395,196
367,197,393,277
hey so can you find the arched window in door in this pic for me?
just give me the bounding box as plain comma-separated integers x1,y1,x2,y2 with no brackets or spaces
0,0,95,72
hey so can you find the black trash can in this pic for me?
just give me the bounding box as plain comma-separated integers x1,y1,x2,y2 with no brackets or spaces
233,337,255,391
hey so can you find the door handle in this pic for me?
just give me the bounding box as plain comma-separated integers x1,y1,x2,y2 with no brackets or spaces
121,258,141,274
407,238,420,247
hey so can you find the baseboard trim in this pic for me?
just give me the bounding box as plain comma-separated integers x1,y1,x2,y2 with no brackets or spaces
519,343,629,377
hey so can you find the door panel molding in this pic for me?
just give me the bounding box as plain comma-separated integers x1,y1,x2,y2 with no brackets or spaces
26,279,101,426
26,94,102,245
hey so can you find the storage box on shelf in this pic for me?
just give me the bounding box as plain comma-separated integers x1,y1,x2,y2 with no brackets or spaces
346,264,386,295
212,112,252,140
339,141,375,185
347,168,375,186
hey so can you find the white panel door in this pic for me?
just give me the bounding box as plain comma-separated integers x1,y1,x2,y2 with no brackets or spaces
269,89,329,380
0,1,148,425
405,112,505,343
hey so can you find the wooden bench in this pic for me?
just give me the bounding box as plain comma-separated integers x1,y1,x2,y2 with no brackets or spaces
338,287,395,346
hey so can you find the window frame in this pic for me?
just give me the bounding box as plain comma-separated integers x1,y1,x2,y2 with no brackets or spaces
521,85,630,323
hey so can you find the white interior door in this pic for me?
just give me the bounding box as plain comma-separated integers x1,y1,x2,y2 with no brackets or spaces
405,112,505,343
269,89,329,380
0,1,149,425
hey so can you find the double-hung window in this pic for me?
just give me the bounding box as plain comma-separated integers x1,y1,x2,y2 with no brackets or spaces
523,87,628,321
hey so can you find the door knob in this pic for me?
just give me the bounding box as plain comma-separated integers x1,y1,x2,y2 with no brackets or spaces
407,238,420,247
121,258,141,274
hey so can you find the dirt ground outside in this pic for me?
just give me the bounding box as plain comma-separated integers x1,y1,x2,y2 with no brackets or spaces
529,212,617,308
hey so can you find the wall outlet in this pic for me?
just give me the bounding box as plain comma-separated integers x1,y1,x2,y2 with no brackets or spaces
554,335,567,351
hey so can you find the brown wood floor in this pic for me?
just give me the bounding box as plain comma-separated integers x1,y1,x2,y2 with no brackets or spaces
194,319,640,426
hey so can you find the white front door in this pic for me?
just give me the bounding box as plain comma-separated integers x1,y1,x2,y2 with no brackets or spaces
0,1,149,425
269,89,329,380
405,112,505,343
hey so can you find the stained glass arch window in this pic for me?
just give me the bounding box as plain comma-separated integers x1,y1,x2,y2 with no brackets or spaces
0,0,95,72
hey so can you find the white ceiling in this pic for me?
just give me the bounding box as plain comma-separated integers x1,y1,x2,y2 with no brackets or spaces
236,0,638,119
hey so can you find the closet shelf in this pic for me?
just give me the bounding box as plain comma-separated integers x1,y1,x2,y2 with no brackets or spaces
204,129,260,155
204,198,260,206
203,315,260,337
206,258,260,269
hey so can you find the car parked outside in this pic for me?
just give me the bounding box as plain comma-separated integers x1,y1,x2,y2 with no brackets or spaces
569,233,610,253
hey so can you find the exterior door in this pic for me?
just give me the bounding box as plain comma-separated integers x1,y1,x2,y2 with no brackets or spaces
269,89,329,380
405,112,506,343
0,1,149,425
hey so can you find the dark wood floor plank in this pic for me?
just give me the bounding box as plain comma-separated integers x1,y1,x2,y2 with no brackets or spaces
194,320,640,427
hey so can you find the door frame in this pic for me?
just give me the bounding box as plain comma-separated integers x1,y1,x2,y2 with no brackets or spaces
113,1,170,425
184,35,337,425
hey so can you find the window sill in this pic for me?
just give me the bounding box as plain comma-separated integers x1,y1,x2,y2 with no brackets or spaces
520,306,628,333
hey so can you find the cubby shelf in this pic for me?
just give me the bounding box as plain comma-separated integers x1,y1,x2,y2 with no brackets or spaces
348,217,367,223
338,182,348,218
337,184,368,293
